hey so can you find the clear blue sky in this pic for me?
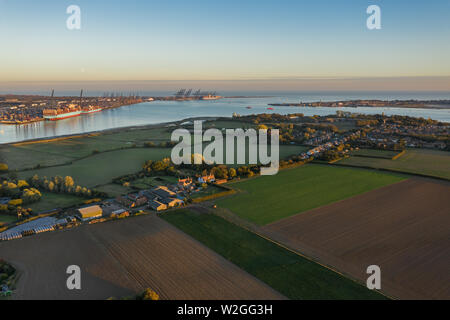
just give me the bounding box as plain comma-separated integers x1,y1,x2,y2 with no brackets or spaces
0,0,449,90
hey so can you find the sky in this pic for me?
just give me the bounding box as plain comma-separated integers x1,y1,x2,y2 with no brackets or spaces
0,0,449,92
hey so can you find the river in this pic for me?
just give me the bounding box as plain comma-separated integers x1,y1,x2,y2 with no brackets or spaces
1,95,449,144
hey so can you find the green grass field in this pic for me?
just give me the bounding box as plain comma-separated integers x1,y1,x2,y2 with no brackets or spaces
0,145,74,171
19,148,172,188
0,214,17,225
131,176,178,189
94,183,131,197
27,192,87,213
162,210,386,300
217,164,405,225
339,148,450,180
190,185,224,199
350,149,400,159
1,127,173,171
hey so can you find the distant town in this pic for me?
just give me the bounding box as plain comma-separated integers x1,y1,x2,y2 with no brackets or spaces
269,99,450,109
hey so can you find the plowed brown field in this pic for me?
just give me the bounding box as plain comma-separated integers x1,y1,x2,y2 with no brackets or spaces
262,178,450,300
0,215,284,300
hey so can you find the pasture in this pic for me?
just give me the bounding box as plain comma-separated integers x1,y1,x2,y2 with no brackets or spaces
19,148,172,187
217,164,405,225
162,209,385,300
28,192,86,213
339,148,450,180
350,149,401,159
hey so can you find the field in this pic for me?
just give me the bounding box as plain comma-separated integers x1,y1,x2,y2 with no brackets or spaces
0,145,74,171
262,178,450,300
339,149,450,180
19,148,172,187
27,192,86,213
162,209,385,300
94,183,132,197
190,184,224,199
350,149,400,159
0,214,284,300
0,214,17,225
217,164,405,225
131,176,178,190
0,126,173,171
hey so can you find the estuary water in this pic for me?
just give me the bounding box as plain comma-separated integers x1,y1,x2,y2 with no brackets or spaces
1,95,449,144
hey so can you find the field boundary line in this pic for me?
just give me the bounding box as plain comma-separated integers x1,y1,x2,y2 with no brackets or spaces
330,162,450,182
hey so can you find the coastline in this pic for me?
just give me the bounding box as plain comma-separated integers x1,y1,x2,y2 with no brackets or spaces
2,116,219,146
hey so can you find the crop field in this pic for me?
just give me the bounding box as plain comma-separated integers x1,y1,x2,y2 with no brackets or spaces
27,192,86,213
350,149,401,159
339,149,450,180
262,178,450,300
19,148,172,187
162,209,385,300
217,164,405,225
0,214,284,300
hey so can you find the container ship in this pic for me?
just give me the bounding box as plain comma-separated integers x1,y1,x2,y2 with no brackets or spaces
43,105,82,121
82,105,103,114
201,94,222,100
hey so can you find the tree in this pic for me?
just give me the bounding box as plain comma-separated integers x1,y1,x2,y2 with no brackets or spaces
141,288,159,301
228,168,237,178
64,176,75,191
0,163,8,172
17,180,29,188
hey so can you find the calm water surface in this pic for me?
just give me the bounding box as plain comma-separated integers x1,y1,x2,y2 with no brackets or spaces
1,96,449,144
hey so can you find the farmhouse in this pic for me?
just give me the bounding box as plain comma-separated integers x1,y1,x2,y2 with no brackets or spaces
77,205,103,221
178,177,193,187
198,174,215,183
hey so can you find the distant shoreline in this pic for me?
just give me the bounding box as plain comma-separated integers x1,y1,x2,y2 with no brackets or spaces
1,116,219,146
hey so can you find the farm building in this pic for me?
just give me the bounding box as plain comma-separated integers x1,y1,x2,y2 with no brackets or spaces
111,209,130,219
148,200,167,211
77,205,103,221
152,186,176,198
215,179,228,185
0,198,11,205
198,174,215,183
127,194,148,208
159,197,184,208
178,177,193,187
